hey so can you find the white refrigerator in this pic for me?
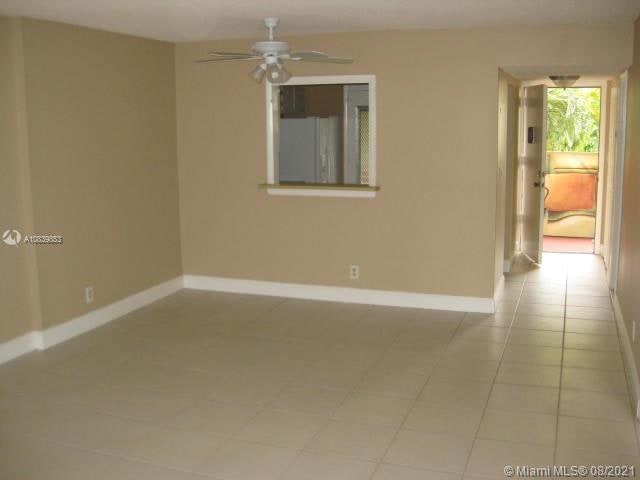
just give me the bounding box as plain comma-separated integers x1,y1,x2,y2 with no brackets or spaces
279,116,340,183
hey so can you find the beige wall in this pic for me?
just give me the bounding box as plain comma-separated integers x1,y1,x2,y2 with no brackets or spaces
0,17,35,341
2,17,182,336
176,24,632,299
619,16,640,373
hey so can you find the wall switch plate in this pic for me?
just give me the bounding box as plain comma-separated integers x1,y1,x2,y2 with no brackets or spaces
349,265,360,280
633,321,636,343
85,286,94,304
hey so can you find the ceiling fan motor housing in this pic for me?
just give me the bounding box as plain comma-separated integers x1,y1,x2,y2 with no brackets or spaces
251,40,290,58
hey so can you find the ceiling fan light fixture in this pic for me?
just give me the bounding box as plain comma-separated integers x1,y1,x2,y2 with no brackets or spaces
249,63,267,83
278,64,291,83
549,75,580,88
266,63,290,84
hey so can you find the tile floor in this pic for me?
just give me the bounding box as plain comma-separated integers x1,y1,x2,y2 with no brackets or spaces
1,253,638,479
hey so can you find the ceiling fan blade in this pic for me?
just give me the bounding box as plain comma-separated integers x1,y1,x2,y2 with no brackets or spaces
289,51,353,64
208,51,255,58
196,56,262,63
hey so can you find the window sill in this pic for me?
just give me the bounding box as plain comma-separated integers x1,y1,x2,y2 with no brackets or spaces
259,183,379,198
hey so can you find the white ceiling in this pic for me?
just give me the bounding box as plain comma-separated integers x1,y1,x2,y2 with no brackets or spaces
0,0,638,42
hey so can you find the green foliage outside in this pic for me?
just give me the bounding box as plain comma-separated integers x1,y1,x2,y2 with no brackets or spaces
547,87,601,153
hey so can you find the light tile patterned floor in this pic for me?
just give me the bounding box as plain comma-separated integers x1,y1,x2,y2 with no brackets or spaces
1,253,638,479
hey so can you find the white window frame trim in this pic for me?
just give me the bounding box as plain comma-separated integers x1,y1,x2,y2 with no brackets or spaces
265,74,377,198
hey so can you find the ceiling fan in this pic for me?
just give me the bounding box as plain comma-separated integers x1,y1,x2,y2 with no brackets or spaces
196,17,353,84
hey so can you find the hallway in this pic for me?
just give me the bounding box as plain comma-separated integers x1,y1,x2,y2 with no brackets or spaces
493,252,638,472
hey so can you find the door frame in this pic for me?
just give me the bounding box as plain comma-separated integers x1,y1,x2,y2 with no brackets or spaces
602,81,619,267
520,77,608,256
607,70,629,291
594,79,609,255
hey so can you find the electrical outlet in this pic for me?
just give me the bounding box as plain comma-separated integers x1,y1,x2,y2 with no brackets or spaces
633,321,636,343
349,265,360,280
85,286,94,304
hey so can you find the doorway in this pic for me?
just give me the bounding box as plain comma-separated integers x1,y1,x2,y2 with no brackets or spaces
512,77,614,266
501,70,628,292
542,87,601,254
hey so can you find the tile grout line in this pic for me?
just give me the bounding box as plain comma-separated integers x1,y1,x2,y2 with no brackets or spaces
366,309,471,479
274,304,410,480
36,295,301,478
158,298,371,478
6,263,635,479
457,273,525,477
551,259,569,467
256,303,379,478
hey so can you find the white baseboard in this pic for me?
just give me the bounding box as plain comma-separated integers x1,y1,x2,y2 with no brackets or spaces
1,273,496,366
0,276,183,365
39,276,183,349
612,292,640,419
183,275,495,314
0,331,41,365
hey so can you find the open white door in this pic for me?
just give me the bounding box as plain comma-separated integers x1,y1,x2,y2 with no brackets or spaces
520,84,547,264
